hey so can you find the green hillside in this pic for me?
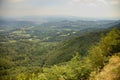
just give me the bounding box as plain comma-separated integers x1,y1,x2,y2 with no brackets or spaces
16,28,120,80
0,20,120,80
44,25,120,65
44,31,101,65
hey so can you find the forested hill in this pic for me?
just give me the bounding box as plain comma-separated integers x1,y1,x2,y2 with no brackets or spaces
16,26,120,80
44,24,120,65
0,19,120,80
44,31,101,65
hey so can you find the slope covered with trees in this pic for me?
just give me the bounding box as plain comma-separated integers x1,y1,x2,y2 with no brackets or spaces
0,19,120,80
16,29,120,80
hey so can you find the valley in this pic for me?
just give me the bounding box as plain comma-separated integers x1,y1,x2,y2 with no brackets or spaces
0,18,120,80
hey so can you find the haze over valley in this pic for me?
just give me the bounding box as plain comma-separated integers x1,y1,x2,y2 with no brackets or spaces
0,0,120,80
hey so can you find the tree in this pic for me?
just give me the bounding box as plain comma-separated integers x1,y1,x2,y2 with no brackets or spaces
88,29,120,69
99,29,120,56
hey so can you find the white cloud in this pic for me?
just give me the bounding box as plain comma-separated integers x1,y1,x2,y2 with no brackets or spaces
98,0,108,4
11,0,25,3
109,0,120,5
0,0,120,18
69,0,120,5
4,0,26,3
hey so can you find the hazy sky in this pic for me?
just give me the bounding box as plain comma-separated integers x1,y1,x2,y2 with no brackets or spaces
0,0,120,18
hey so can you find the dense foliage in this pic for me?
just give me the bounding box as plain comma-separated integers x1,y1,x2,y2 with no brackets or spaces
0,19,120,80
15,29,120,80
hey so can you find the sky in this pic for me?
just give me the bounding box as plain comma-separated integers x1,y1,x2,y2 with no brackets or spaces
0,0,120,18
